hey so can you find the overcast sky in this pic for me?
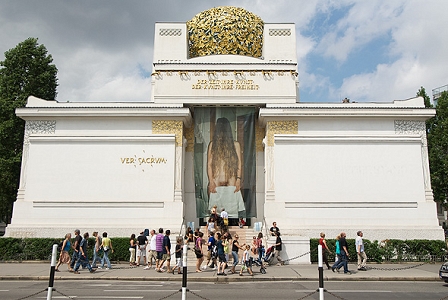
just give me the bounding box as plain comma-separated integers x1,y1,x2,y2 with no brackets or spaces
1,0,447,103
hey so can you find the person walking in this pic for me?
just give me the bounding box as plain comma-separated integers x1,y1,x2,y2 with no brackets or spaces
100,232,114,270
230,234,245,274
332,232,351,274
129,233,137,266
69,229,82,272
216,232,227,276
204,231,217,270
55,233,71,272
155,228,164,272
195,232,205,272
73,232,96,274
161,229,172,273
256,232,264,263
239,244,253,276
145,229,157,270
331,234,341,271
91,231,102,269
171,237,183,274
136,231,147,267
319,232,331,269
356,231,367,271
273,231,284,266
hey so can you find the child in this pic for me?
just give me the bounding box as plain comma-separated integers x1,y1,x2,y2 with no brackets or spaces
240,244,253,276
172,237,183,274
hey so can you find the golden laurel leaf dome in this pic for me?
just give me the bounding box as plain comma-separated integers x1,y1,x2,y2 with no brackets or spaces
187,6,264,59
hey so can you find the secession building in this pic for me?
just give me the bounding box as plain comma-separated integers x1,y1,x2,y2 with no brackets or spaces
5,7,443,262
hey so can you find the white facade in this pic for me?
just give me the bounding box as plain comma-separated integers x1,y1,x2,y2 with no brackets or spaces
5,8,444,263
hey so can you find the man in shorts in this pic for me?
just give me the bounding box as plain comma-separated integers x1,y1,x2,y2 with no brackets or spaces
155,228,164,272
161,229,172,273
136,231,147,266
145,229,157,270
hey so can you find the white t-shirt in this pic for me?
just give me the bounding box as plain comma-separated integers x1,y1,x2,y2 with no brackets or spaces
149,234,157,251
355,236,364,252
243,250,250,262
221,210,228,219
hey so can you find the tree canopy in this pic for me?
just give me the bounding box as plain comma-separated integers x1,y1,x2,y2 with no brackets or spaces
419,86,448,208
0,37,58,223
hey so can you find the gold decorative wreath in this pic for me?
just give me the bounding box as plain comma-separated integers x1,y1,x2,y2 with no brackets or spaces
187,6,264,59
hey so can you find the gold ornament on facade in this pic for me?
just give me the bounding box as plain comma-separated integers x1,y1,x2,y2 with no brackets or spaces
266,121,298,146
152,120,183,147
187,6,264,59
184,124,195,152
255,124,266,152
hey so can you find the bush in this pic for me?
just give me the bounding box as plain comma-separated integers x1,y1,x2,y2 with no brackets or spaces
309,238,446,263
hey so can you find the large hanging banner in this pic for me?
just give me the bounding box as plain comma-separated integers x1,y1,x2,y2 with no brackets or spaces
194,107,256,218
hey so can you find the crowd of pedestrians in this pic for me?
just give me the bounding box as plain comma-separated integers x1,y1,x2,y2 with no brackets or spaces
56,229,114,274
54,223,367,276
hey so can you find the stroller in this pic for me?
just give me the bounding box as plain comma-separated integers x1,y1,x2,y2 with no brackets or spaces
251,246,275,274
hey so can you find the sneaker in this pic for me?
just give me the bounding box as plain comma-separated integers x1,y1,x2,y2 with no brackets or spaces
98,266,103,269
74,271,80,274
344,271,352,275
331,267,335,272
144,266,150,270
201,265,207,270
106,267,110,270
90,269,96,273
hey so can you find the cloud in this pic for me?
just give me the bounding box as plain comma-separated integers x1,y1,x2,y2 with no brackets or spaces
1,1,447,104
333,1,448,102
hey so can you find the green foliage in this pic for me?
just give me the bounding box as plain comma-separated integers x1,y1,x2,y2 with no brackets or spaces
0,237,131,262
0,37,58,223
425,89,448,207
309,238,446,263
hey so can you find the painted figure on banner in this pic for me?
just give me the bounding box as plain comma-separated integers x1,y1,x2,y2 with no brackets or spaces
207,117,245,217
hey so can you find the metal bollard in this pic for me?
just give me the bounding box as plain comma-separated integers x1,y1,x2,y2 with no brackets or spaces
181,244,188,300
47,244,58,300
318,245,324,300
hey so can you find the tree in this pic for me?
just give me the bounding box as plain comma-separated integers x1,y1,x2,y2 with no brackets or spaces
0,37,58,223
421,86,448,208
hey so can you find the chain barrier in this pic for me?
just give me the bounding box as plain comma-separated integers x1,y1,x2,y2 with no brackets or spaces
188,289,211,300
113,265,138,270
54,288,77,299
14,289,47,300
365,262,426,271
283,251,311,263
296,290,317,300
325,290,348,300
157,290,181,300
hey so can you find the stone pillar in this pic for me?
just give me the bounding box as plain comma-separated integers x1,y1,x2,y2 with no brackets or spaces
18,120,56,201
152,120,184,202
394,120,434,201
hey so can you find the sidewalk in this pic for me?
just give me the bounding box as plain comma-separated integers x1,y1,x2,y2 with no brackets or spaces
0,261,441,282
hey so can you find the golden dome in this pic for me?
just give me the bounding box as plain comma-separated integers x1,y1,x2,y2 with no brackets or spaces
187,6,264,58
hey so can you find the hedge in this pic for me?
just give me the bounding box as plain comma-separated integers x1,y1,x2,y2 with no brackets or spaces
0,237,131,262
309,238,447,263
0,237,446,263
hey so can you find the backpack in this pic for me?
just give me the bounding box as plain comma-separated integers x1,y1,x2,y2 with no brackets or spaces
57,241,63,252
211,245,218,258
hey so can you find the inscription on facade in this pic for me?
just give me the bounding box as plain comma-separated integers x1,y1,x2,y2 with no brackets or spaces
192,79,259,90
121,156,167,167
